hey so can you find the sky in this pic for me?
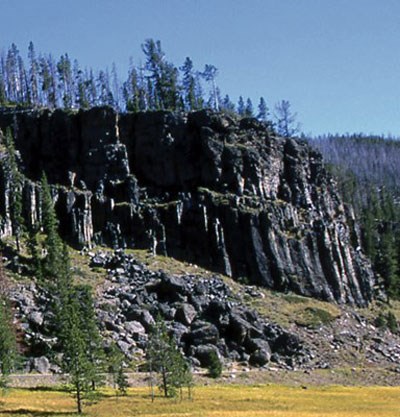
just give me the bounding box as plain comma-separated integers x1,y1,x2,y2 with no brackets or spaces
1,0,400,136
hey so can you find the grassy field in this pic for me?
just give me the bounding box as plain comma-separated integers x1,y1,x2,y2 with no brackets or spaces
0,384,399,417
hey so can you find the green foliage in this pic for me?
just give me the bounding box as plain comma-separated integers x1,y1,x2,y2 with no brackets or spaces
207,351,222,379
59,294,96,414
375,311,398,333
107,343,128,396
146,317,192,398
312,134,400,299
257,97,269,122
39,173,65,285
57,262,104,413
0,262,18,392
72,284,105,390
3,128,24,252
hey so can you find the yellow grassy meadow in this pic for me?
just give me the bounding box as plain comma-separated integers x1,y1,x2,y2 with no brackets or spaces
0,384,399,416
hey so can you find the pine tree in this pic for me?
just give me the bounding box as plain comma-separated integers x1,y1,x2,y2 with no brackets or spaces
123,62,140,112
57,54,74,108
55,250,102,413
146,317,192,398
237,96,245,116
0,260,17,391
40,173,63,284
73,284,105,390
3,128,24,252
244,98,254,117
27,224,42,279
274,99,300,138
97,70,114,107
39,55,58,108
73,60,90,110
28,41,39,106
257,97,269,121
221,94,235,113
59,294,95,414
202,64,219,110
5,43,21,103
180,57,197,111
107,343,128,396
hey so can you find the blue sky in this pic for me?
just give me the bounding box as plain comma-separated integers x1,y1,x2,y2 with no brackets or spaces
1,0,400,135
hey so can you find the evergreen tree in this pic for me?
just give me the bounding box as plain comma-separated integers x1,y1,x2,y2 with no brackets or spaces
375,231,399,298
86,69,98,107
123,62,140,112
57,54,74,108
54,249,103,413
274,99,300,138
202,64,219,110
180,57,197,111
0,260,17,391
73,284,105,390
28,41,39,106
59,294,95,414
221,94,235,113
39,55,58,108
3,128,24,252
237,96,245,116
97,69,114,107
27,224,42,279
146,317,192,398
257,97,269,121
142,39,180,111
74,60,90,110
107,343,128,396
40,173,64,283
0,67,6,105
244,97,254,117
5,43,21,103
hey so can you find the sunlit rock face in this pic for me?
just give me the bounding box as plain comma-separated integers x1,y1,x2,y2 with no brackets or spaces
0,107,376,306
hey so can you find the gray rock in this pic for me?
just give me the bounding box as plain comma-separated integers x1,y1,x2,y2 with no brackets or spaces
249,348,271,367
175,303,197,325
32,356,50,374
190,321,219,345
194,344,221,367
125,320,146,338
28,311,44,328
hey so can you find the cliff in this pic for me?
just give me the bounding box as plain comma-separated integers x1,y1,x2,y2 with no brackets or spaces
0,107,376,306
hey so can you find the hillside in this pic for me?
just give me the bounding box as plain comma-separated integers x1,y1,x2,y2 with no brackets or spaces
0,107,397,379
309,134,400,298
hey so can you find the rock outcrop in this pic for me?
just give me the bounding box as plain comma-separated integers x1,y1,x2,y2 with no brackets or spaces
0,107,377,306
11,250,310,371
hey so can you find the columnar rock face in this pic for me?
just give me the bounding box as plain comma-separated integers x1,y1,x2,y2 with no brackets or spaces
0,107,376,305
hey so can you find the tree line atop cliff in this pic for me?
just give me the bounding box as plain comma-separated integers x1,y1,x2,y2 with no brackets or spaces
0,40,301,137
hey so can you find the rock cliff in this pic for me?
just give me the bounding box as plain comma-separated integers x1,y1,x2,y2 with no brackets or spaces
0,107,376,306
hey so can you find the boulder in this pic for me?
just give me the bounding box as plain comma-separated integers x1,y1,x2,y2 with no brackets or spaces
194,344,221,368
175,303,197,325
32,356,50,374
189,321,220,346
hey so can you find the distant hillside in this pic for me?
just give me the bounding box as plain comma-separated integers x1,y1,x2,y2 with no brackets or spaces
309,134,400,203
309,134,400,298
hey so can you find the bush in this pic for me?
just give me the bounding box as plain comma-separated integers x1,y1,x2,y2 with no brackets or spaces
386,311,398,333
375,311,398,333
207,351,222,378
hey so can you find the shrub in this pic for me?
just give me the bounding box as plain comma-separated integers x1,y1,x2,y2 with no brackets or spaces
207,351,222,378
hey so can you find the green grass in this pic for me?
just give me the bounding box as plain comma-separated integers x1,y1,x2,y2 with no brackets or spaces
1,384,400,416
